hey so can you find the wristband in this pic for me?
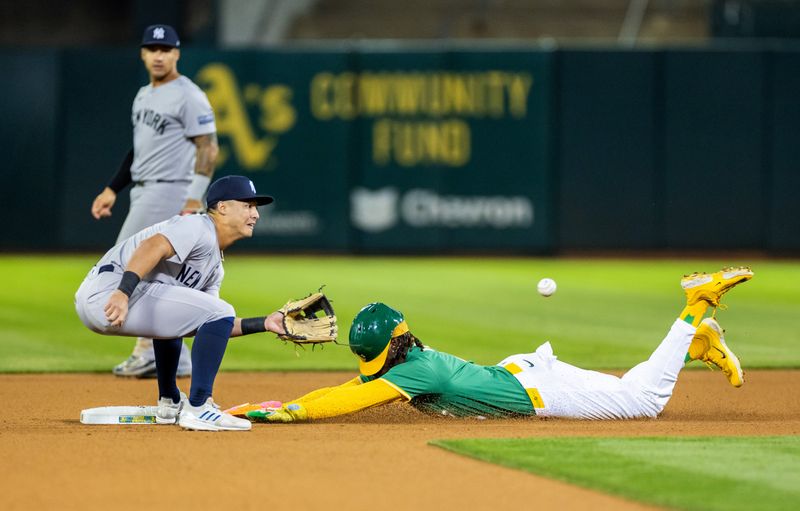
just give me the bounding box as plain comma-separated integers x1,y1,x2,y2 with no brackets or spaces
241,316,267,335
117,271,141,297
186,174,211,202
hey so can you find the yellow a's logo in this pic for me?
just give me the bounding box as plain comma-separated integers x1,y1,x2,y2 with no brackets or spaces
195,63,295,171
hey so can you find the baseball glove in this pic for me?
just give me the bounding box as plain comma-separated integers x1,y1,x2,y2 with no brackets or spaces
278,292,338,345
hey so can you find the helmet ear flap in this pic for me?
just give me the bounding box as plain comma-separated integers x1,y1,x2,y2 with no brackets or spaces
371,336,403,378
348,303,405,376
379,332,423,375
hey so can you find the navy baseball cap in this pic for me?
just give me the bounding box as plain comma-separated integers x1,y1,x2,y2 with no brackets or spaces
141,24,180,48
206,175,274,209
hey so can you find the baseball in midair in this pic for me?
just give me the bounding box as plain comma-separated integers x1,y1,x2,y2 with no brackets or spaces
537,278,557,297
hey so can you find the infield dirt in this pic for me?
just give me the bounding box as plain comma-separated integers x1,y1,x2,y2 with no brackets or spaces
1,370,798,511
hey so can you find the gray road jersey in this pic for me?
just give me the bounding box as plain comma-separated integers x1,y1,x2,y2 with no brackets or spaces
131,75,216,182
96,214,224,296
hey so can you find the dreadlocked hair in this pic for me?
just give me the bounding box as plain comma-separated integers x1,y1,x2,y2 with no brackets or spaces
373,331,424,378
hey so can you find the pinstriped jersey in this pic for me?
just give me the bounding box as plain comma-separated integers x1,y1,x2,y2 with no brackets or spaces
131,75,216,182
96,214,224,296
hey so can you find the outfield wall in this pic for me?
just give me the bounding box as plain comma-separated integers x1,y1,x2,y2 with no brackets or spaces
2,45,798,253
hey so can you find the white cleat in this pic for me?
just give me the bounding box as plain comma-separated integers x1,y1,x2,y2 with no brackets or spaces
112,355,156,377
178,398,252,431
156,392,187,424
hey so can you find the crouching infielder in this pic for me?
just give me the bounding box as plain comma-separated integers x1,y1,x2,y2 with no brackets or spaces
76,175,285,431
249,267,752,423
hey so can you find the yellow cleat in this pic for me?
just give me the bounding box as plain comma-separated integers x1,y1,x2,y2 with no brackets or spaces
681,266,753,307
688,318,744,387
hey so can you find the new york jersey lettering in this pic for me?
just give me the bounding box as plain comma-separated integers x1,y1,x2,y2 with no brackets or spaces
177,264,202,288
134,108,170,135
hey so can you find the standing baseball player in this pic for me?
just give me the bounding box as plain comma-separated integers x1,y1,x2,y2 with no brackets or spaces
90,24,218,379
76,176,290,431
248,267,752,423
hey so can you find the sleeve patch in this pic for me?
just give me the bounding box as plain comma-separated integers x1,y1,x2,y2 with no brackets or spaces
197,113,215,125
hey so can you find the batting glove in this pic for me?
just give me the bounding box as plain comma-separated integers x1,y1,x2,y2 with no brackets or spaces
247,403,307,423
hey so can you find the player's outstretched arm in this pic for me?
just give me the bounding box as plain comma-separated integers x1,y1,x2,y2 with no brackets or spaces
250,379,404,423
289,376,364,404
182,133,219,214
230,311,286,337
104,234,176,327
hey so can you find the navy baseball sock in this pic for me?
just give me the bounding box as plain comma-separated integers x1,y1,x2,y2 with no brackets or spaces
153,338,182,403
189,317,234,407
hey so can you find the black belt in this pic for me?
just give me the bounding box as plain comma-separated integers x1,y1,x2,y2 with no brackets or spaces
133,179,191,186
98,264,115,274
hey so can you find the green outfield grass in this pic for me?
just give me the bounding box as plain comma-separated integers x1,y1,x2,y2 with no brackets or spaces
432,436,800,511
0,255,797,372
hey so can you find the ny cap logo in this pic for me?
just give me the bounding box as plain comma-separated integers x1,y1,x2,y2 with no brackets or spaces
153,27,165,39
249,180,256,194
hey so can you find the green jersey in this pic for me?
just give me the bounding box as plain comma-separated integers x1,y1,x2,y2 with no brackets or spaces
363,347,534,417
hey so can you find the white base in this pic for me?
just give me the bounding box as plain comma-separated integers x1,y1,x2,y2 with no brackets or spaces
80,406,158,425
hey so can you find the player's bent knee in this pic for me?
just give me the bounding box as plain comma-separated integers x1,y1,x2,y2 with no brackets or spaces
209,300,235,322
75,300,111,334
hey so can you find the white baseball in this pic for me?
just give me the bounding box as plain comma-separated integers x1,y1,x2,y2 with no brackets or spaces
537,278,557,297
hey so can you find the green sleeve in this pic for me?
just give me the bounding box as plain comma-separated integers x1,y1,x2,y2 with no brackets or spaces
380,356,440,399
